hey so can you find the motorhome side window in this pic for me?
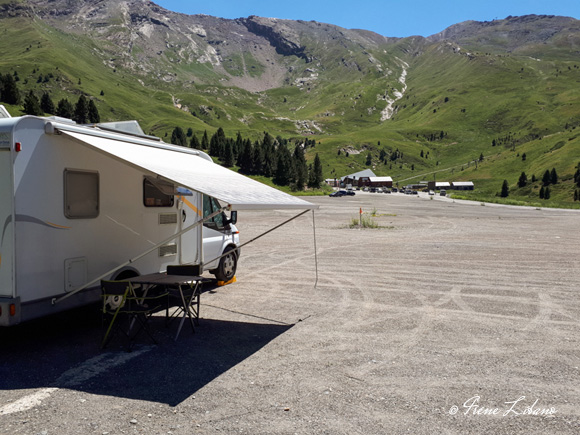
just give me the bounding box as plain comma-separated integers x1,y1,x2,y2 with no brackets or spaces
64,169,99,219
143,179,174,207
203,195,225,230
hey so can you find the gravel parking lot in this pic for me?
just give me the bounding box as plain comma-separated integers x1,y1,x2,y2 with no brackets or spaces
1,192,579,434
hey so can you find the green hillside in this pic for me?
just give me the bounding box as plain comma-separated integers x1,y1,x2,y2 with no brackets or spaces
1,5,579,207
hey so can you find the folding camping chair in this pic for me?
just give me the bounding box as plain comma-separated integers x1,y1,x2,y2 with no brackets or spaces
101,280,167,350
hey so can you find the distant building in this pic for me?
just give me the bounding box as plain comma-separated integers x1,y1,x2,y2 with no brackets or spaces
368,176,393,188
325,178,339,187
428,181,451,190
341,169,376,187
404,182,427,190
451,181,474,190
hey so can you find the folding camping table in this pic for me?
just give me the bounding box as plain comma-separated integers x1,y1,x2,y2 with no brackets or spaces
124,272,202,340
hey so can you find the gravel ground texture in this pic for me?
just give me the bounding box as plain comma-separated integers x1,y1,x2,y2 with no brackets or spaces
1,192,579,434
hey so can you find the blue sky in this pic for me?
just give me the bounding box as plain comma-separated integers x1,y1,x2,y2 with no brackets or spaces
154,0,580,38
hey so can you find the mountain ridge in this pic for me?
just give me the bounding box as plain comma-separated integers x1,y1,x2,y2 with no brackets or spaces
1,0,579,205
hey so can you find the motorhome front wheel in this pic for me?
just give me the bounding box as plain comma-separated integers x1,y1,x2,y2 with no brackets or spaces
215,247,237,281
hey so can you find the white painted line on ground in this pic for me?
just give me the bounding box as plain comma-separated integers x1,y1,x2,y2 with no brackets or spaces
0,388,58,415
55,346,154,387
0,345,154,415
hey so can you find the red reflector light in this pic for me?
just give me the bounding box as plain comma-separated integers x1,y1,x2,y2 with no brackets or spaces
9,304,16,317
15,142,22,152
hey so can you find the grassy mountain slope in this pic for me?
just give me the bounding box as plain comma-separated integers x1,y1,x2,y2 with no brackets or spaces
0,1,579,206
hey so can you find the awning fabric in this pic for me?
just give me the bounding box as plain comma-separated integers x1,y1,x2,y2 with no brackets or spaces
61,130,318,211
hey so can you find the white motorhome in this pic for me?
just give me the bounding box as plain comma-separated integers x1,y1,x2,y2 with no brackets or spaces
0,108,316,325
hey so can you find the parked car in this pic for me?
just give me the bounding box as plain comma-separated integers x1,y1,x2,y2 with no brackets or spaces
329,190,349,197
429,190,435,196
384,189,391,194
392,188,398,193
440,190,447,196
346,190,356,196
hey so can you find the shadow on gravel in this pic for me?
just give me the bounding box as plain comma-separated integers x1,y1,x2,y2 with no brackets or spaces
0,299,293,406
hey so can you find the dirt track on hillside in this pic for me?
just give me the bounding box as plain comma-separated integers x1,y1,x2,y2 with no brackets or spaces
1,193,579,434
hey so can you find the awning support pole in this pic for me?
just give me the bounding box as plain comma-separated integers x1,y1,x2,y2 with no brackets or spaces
312,209,318,288
52,207,228,305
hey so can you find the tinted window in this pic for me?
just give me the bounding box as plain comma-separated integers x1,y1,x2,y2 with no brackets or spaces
64,170,99,219
143,179,174,207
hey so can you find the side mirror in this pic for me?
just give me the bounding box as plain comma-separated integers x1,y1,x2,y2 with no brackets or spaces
229,210,237,225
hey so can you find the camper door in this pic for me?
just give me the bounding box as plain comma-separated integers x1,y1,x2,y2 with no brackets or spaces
177,192,202,266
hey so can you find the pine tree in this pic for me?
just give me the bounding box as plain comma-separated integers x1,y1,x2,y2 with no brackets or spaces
550,168,558,185
574,190,578,201
238,139,253,174
190,133,200,149
170,126,187,147
56,98,74,118
542,169,551,186
308,153,323,188
252,141,264,175
87,100,100,123
544,186,551,200
500,179,509,198
379,149,387,162
366,153,372,166
293,145,307,191
201,130,209,150
0,73,20,105
23,90,43,116
518,172,527,188
209,134,219,156
274,145,293,186
223,141,234,167
235,132,243,158
522,153,526,161
259,133,274,177
40,92,55,114
210,127,226,158
73,95,88,124
539,186,545,199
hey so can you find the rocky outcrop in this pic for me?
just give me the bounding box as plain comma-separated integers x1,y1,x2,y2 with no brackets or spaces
427,14,580,52
0,2,33,18
240,16,308,60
